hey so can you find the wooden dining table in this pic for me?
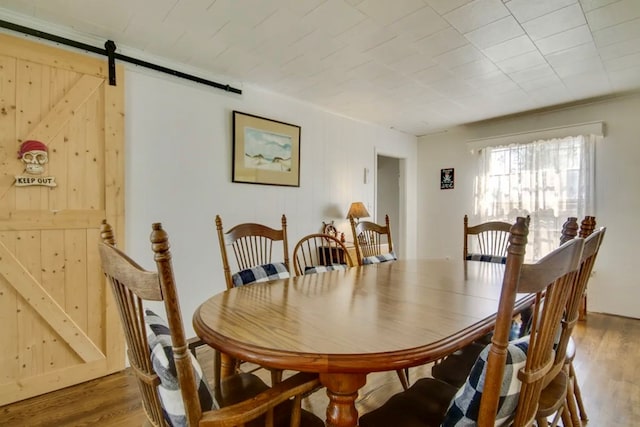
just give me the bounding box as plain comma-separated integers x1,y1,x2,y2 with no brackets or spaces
193,259,533,427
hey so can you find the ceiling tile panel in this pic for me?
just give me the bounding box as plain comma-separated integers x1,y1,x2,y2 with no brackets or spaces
413,27,469,58
579,0,621,13
387,5,450,41
464,15,524,49
585,0,640,31
424,0,474,15
497,51,547,74
355,0,426,26
388,52,438,75
522,3,587,40
535,25,594,55
508,64,557,84
481,35,538,62
598,36,640,60
593,17,640,46
554,56,606,78
545,41,600,68
505,0,578,23
604,51,640,72
433,44,484,69
444,0,511,33
301,0,367,37
450,57,500,79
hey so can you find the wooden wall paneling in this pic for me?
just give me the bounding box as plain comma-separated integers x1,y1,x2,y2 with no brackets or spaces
103,64,125,242
0,233,19,383
66,99,85,210
0,34,108,78
46,68,77,210
0,240,102,363
86,228,105,347
40,229,71,369
15,60,43,211
103,63,125,372
16,229,44,377
0,55,17,214
84,89,104,210
64,229,87,332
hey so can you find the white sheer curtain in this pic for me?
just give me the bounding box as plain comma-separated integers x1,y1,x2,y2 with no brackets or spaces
473,134,597,260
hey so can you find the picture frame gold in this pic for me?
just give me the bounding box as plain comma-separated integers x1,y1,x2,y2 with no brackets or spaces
232,111,301,187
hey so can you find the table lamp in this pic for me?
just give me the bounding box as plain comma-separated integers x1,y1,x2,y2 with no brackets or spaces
346,202,370,222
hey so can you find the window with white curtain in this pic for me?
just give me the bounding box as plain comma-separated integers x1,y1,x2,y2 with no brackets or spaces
473,134,598,260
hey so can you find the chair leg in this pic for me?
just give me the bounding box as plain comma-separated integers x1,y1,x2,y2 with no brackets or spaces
564,363,581,427
536,415,549,427
270,368,283,385
560,402,574,427
570,362,588,421
396,368,410,390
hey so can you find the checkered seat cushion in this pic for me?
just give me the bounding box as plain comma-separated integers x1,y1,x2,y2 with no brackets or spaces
145,309,217,426
304,264,349,274
362,251,397,265
466,253,507,264
441,336,529,426
231,262,290,287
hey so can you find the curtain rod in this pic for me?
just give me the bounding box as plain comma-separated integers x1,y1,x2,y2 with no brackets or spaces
0,19,242,94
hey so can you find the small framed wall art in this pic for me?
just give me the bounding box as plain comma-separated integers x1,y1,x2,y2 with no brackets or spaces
232,111,301,187
440,168,454,190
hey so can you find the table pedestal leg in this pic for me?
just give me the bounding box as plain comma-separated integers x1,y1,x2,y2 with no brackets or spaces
319,373,367,427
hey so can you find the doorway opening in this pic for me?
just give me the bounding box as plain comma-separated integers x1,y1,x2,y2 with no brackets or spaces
376,154,405,258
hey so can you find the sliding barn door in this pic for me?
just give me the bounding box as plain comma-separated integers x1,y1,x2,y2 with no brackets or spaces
0,33,125,405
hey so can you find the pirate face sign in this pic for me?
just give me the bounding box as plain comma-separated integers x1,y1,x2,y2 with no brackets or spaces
18,140,48,175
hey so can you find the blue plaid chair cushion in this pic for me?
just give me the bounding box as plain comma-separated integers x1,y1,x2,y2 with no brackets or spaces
466,253,507,264
442,336,529,426
231,262,290,287
145,309,217,426
362,251,397,265
304,264,349,275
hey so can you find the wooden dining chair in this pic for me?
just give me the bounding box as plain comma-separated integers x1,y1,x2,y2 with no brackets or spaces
349,214,396,266
98,220,324,427
358,217,584,427
553,217,604,427
349,213,410,390
213,214,291,385
292,233,354,276
463,214,512,263
535,224,605,427
216,214,291,290
431,215,526,387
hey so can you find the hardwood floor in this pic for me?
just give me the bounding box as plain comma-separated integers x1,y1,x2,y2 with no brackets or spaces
1,313,638,426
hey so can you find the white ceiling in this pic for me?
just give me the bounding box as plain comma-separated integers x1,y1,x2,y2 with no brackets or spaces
1,0,640,136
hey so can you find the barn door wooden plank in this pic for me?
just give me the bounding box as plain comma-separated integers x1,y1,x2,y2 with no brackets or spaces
0,240,104,362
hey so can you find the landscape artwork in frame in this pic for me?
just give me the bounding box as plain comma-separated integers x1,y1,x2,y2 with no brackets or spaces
441,168,454,189
232,111,301,187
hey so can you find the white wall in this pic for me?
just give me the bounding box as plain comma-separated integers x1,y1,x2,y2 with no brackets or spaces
417,93,640,319
124,68,418,334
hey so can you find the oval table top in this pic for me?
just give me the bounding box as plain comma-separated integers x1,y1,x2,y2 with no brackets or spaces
193,259,532,374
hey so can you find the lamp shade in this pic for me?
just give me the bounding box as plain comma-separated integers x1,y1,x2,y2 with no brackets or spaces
346,202,370,220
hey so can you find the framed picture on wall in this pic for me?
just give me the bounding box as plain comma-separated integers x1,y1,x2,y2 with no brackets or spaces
440,168,454,189
232,111,301,187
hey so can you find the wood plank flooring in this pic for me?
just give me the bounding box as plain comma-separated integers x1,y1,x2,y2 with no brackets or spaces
1,313,638,426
